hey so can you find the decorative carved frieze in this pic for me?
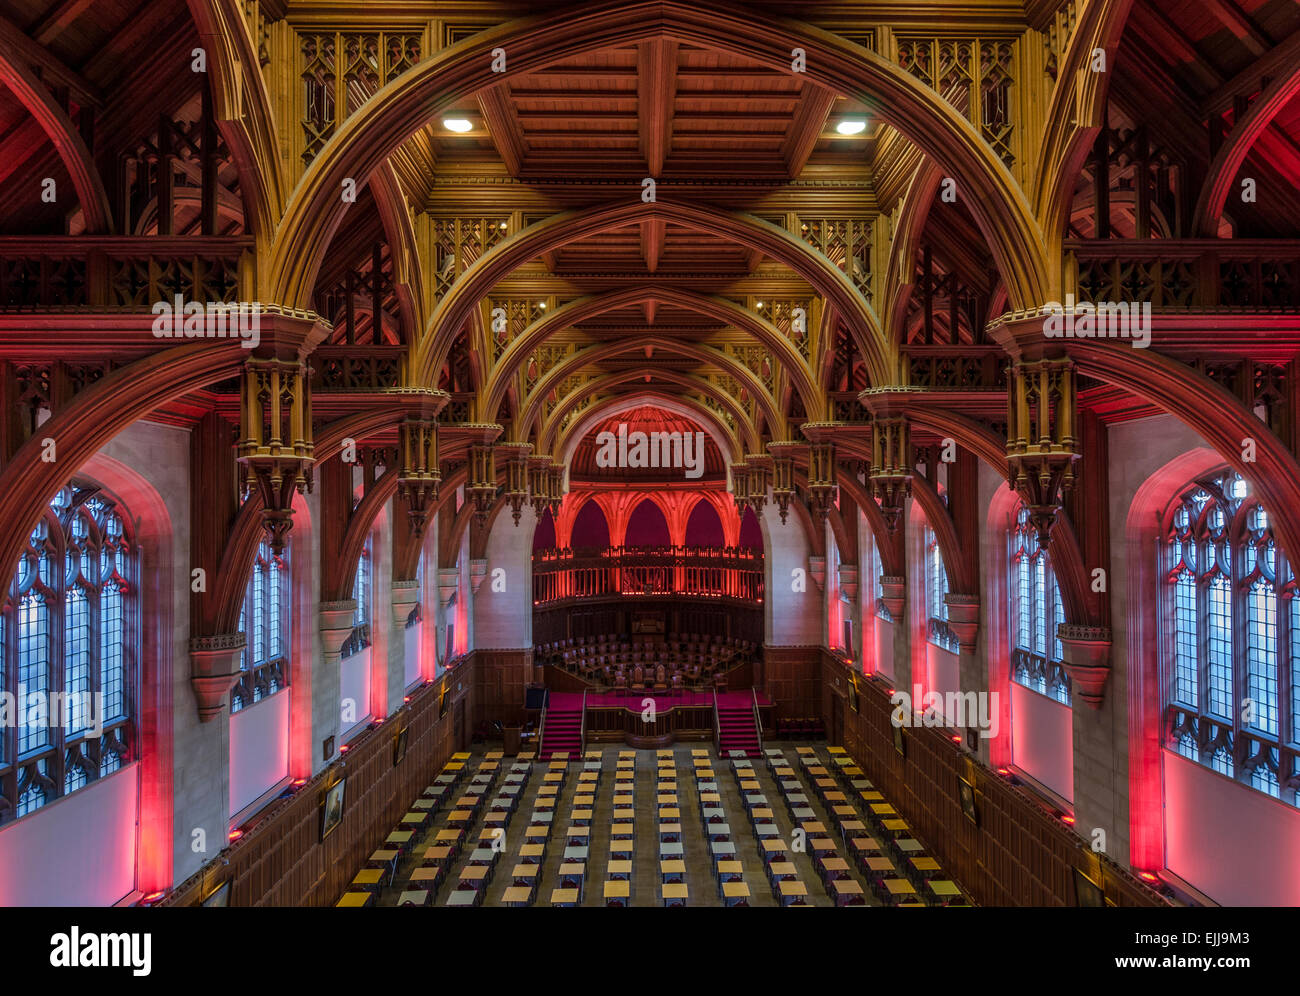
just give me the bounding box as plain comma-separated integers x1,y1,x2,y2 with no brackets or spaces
869,414,912,533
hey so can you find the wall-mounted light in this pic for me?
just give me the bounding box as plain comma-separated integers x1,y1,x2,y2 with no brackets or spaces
836,119,867,136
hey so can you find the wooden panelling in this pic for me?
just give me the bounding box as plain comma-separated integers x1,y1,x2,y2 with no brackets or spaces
472,648,533,728
763,645,822,719
821,654,1166,908
585,704,714,741
164,662,474,907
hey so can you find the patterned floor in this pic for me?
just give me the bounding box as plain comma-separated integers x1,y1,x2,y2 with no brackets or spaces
361,741,900,907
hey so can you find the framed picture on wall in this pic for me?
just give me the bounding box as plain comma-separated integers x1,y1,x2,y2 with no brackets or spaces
958,776,979,826
393,726,409,766
1074,867,1106,907
438,682,450,719
893,723,905,757
320,777,347,841
847,680,859,714
201,880,231,907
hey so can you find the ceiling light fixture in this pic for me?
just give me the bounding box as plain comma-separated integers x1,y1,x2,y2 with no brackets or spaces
442,118,473,133
836,119,867,136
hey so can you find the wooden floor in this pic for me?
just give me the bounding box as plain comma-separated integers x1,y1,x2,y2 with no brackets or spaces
357,740,945,907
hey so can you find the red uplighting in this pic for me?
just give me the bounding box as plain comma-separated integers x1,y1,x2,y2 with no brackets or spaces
951,734,962,743
292,778,307,787
1061,814,1075,825
403,696,411,703
339,745,350,754
1138,871,1159,883
996,767,1010,776
886,688,895,696
143,891,166,903
228,829,243,842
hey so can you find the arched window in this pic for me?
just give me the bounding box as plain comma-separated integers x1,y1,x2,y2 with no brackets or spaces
1010,505,1071,704
233,539,290,712
871,539,892,623
343,536,372,659
1162,469,1300,806
924,526,959,653
1,485,135,823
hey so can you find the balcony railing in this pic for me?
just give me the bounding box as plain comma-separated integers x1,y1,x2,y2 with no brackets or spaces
1067,239,1300,310
532,545,764,605
0,236,251,310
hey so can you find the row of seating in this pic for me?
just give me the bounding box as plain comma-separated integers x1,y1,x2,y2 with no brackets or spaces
807,746,970,906
338,742,969,907
540,634,756,655
772,716,826,739
541,636,756,688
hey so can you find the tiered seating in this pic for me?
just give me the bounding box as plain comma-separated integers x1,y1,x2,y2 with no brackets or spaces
538,634,757,690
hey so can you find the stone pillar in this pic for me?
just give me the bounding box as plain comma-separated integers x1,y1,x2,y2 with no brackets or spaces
391,578,421,704
316,600,356,765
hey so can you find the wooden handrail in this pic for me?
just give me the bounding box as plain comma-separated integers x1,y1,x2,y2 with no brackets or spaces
712,688,720,755
579,689,587,753
537,698,548,758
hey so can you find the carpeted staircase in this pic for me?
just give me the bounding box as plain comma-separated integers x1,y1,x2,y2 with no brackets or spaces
539,704,583,758
717,702,760,757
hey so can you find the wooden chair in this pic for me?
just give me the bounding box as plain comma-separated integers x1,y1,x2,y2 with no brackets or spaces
631,666,646,692
653,664,668,693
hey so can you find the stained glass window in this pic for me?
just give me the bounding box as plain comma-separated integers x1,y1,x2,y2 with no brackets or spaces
232,540,290,712
1162,470,1300,807
924,526,959,654
1,485,135,825
1009,504,1072,705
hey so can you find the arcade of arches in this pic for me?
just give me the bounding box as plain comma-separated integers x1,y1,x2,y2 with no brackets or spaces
0,0,1298,910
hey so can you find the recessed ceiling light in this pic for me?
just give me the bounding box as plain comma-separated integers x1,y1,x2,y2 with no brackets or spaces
836,119,867,136
442,118,473,133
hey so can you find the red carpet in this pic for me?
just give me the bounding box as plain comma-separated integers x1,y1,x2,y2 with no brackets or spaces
550,690,769,711
541,689,770,758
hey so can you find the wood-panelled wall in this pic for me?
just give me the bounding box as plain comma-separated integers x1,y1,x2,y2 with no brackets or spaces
763,646,821,719
164,662,474,907
821,654,1166,908
472,648,533,729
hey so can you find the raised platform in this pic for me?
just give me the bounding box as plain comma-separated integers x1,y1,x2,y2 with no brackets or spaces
551,690,770,711
543,689,773,751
